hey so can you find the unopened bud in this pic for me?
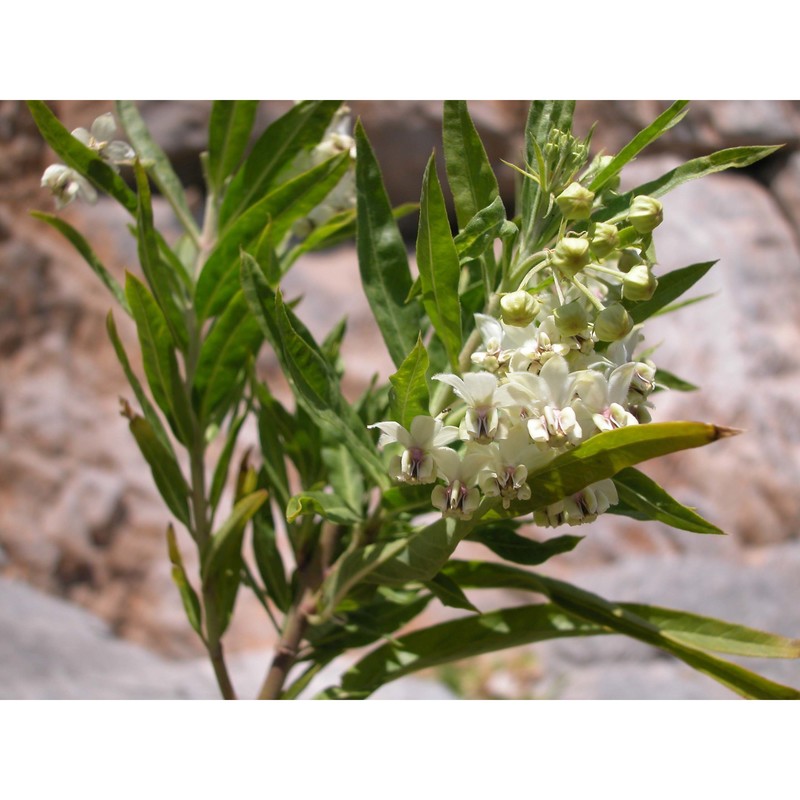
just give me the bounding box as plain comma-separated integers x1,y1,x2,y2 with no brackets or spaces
628,195,663,234
594,303,633,342
554,300,589,336
623,264,658,302
555,182,595,221
552,237,591,277
617,248,643,273
500,291,540,327
590,222,619,259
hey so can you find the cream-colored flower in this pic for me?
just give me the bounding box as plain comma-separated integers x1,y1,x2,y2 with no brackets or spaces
72,113,134,168
41,164,97,209
430,449,484,521
432,372,508,444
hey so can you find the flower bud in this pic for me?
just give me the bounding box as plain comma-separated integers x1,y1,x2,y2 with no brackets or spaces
628,195,663,234
555,182,595,220
590,222,619,259
623,264,658,301
617,248,643,273
552,237,591,277
554,300,589,336
594,303,633,342
500,291,540,327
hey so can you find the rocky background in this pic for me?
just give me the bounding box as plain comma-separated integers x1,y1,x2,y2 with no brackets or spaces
2,100,800,699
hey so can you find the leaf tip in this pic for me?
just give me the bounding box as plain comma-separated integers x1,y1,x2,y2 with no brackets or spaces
713,425,743,440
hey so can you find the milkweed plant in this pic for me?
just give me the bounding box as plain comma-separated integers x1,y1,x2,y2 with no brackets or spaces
29,100,800,699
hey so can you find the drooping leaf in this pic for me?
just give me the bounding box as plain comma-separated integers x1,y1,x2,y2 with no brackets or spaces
128,416,190,526
388,335,430,428
354,121,423,367
317,602,605,699
115,100,200,241
416,152,463,371
196,152,350,320
609,467,723,534
442,100,500,229
426,572,479,612
32,212,129,311
468,524,583,565
207,101,259,193
219,100,342,229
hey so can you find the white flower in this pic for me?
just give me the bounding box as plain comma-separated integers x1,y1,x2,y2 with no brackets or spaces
430,449,485,520
41,164,97,209
369,415,459,484
433,372,508,444
573,363,640,434
507,315,579,373
533,479,619,527
72,113,134,168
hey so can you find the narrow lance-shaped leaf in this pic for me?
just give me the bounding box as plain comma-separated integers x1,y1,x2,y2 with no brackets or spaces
196,152,349,320
286,491,363,526
388,335,430,428
354,121,423,367
468,523,583,565
219,100,342,229
209,412,248,513
453,196,507,263
207,101,259,193
321,445,365,514
609,467,723,535
316,603,606,699
166,524,203,638
425,572,479,613
115,100,200,242
27,101,138,214
653,367,698,393
32,212,129,312
417,152,463,371
252,502,291,613
193,290,263,424
596,145,783,225
589,100,690,193
442,100,500,229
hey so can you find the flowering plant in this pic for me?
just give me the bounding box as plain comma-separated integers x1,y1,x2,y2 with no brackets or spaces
29,99,800,699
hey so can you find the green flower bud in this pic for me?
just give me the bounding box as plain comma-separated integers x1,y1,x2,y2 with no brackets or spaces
628,195,663,234
554,300,589,336
552,237,591,277
500,291,540,327
590,222,619,259
617,248,643,273
594,303,633,342
623,264,658,302
555,182,595,220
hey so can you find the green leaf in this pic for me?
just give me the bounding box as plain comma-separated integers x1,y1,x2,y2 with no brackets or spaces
625,261,716,324
209,412,247,512
193,290,263,424
208,101,259,193
453,196,507,262
354,121,424,367
495,421,736,520
196,152,349,320
128,416,190,526
32,212,129,311
380,483,434,516
132,160,189,351
588,101,690,193
442,100,500,229
426,572,478,612
106,310,174,456
388,335,430,428
115,100,200,242
219,100,341,229
27,101,138,214
416,152,463,371
318,602,604,699
252,502,291,613
469,524,583,565
166,524,203,637
241,257,388,488
445,561,800,700
255,394,292,510
652,293,715,319
286,491,363,525
596,145,783,225
654,367,698,392
609,467,723,535
321,445,365,514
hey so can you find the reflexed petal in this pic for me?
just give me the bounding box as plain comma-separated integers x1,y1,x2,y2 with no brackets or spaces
432,447,460,480
90,113,117,142
461,372,498,405
368,421,411,448
104,140,135,163
71,127,92,146
409,415,439,447
608,362,637,406
432,373,469,403
431,423,460,447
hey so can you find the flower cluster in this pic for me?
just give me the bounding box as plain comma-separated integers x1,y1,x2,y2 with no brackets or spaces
371,173,665,528
41,113,134,210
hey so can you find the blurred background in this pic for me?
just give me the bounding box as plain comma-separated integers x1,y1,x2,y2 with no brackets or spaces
2,100,800,698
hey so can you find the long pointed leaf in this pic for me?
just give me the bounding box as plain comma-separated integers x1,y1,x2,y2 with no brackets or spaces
625,261,716,324
208,100,259,193
388,335,430,428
